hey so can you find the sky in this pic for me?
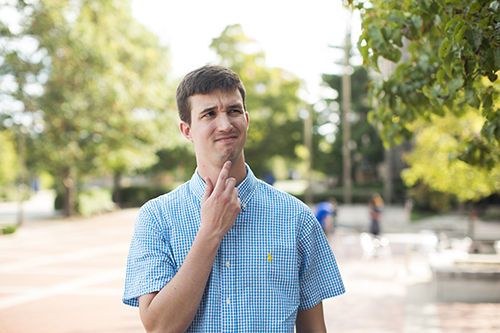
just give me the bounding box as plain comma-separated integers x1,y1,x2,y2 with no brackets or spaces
130,0,362,104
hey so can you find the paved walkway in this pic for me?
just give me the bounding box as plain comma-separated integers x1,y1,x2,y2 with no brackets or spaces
0,202,499,332
0,209,142,332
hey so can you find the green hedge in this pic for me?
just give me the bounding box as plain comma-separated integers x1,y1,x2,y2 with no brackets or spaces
116,185,170,207
294,185,385,204
0,225,18,235
54,188,114,216
78,188,113,216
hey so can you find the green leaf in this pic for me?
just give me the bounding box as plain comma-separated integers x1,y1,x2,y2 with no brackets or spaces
483,122,497,142
386,48,402,62
445,17,462,31
359,44,369,61
443,51,454,76
468,2,481,14
391,27,403,47
370,53,380,72
436,68,445,83
454,25,467,43
421,85,431,98
490,1,500,12
495,125,500,143
429,96,441,108
448,76,464,95
487,72,498,82
367,110,375,124
439,38,452,59
435,0,446,7
472,27,483,50
465,87,480,108
482,91,493,110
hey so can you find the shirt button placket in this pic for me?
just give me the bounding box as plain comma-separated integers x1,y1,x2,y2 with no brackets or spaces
221,249,229,331
224,260,230,310
221,235,235,332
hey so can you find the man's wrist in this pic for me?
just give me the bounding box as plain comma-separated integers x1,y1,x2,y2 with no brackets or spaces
196,224,224,249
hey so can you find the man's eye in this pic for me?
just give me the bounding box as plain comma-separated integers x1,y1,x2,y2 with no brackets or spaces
230,109,242,114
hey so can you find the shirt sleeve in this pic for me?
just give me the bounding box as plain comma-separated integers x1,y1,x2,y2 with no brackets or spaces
122,201,176,307
297,210,345,310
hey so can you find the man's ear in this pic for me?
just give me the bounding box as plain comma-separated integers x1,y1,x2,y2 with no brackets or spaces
245,111,249,129
179,121,193,142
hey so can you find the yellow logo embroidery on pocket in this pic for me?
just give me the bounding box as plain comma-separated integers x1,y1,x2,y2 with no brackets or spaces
267,252,272,262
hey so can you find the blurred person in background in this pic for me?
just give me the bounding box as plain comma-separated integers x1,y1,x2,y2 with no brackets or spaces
368,193,384,236
123,65,345,332
314,197,338,234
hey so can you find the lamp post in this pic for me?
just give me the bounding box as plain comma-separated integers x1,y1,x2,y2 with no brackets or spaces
342,9,352,204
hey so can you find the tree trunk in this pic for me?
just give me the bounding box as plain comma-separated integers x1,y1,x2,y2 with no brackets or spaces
62,167,77,216
383,148,393,204
113,172,122,207
342,16,352,204
16,128,26,226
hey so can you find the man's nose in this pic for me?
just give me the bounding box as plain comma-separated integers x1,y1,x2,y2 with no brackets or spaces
216,113,233,131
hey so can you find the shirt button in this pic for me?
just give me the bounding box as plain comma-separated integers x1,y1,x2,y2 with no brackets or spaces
242,203,246,209
226,298,231,305
225,261,230,268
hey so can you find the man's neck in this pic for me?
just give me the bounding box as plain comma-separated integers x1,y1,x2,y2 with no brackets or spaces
197,157,247,187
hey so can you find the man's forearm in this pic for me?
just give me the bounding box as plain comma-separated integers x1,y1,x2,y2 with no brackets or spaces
139,231,221,333
296,302,327,333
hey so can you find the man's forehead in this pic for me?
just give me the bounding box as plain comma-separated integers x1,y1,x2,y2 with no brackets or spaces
190,89,243,108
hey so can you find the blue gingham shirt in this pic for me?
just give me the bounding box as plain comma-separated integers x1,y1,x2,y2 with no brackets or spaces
123,165,345,332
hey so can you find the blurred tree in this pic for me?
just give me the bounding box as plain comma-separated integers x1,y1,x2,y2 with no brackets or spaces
210,24,305,178
0,0,47,220
346,0,500,169
1,0,175,215
148,143,197,182
402,99,500,203
0,130,17,188
315,66,384,183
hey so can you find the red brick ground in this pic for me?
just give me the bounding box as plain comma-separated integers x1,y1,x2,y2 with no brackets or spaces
1,209,499,333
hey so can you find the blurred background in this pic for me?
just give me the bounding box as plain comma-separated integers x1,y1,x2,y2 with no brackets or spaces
0,0,499,332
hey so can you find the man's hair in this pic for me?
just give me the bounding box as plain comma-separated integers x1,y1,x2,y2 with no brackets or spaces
176,65,246,124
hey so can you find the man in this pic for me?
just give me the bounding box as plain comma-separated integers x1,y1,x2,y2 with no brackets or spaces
314,197,338,234
123,65,345,332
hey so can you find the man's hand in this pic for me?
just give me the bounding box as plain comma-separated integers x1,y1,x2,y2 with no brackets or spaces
199,161,241,240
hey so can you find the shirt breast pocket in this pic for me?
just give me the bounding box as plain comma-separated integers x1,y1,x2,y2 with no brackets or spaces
265,245,298,303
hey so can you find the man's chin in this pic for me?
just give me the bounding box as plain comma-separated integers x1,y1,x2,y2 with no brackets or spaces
216,150,242,164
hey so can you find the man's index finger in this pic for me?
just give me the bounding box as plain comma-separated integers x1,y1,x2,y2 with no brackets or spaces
215,161,232,191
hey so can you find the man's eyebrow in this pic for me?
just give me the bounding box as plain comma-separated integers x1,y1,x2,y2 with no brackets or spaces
227,103,243,110
200,106,217,114
199,103,243,115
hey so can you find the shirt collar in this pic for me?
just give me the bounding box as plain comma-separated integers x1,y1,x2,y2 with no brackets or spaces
189,164,257,211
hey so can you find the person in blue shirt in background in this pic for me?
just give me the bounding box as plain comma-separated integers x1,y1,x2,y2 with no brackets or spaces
123,65,344,332
314,197,337,234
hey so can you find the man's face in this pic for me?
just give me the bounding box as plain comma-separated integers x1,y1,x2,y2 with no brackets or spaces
180,88,249,167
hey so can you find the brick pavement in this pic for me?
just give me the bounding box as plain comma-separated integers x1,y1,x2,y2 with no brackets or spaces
0,208,499,332
0,209,144,333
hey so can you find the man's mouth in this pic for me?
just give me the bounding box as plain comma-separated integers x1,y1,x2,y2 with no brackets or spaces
215,133,238,142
